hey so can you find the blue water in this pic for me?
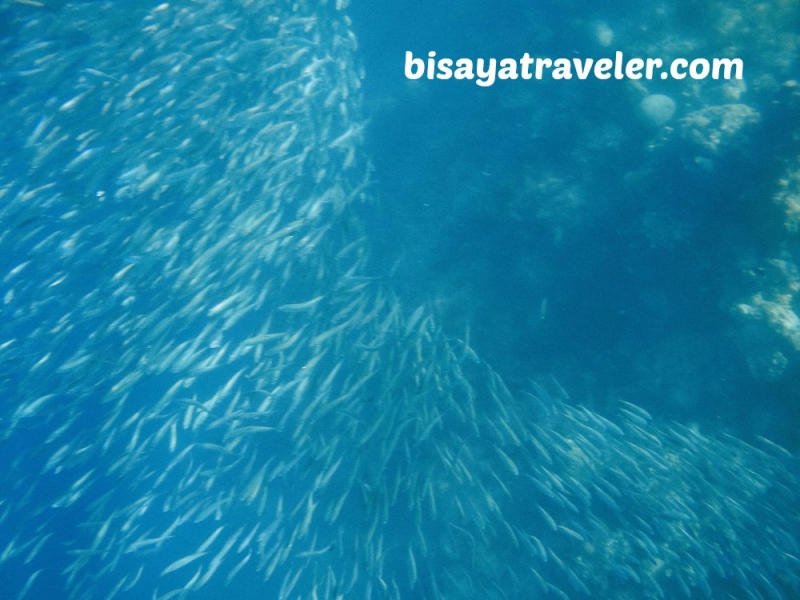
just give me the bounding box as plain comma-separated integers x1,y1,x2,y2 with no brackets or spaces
1,1,799,598
351,0,800,449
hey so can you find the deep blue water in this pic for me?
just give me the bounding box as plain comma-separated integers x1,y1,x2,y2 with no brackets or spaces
1,1,799,598
350,0,800,449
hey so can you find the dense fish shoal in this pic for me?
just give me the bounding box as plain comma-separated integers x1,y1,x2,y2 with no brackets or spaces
0,1,798,599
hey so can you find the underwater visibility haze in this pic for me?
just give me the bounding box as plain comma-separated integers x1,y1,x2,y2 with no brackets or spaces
0,0,799,599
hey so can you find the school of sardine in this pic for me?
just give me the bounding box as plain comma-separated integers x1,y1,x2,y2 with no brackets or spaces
0,0,798,598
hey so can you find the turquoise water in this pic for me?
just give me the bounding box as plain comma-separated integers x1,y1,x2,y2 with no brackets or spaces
0,1,798,598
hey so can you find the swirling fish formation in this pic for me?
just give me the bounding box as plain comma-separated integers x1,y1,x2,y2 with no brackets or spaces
0,1,797,599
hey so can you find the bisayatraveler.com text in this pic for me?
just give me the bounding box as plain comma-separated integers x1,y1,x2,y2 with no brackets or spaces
405,51,744,87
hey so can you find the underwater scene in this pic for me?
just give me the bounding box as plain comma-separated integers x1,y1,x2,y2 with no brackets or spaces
0,0,798,598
